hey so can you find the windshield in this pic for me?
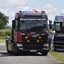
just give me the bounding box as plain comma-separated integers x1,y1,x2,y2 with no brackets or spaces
54,22,64,31
20,19,47,31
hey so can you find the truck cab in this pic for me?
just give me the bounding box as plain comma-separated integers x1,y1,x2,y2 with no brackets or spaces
54,15,64,51
6,10,49,55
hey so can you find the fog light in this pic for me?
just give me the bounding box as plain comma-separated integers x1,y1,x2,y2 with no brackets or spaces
37,40,39,42
39,36,41,39
27,40,30,42
25,36,28,39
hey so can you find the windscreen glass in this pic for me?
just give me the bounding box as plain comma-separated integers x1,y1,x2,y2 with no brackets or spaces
20,18,47,31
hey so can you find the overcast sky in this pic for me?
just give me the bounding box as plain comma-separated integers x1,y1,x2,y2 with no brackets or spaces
0,0,64,26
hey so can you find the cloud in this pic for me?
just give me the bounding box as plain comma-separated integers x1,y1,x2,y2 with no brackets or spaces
0,0,28,8
43,4,57,13
42,4,58,21
60,10,64,15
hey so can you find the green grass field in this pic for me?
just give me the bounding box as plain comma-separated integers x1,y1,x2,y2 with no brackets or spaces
49,50,64,63
0,29,11,43
0,38,6,43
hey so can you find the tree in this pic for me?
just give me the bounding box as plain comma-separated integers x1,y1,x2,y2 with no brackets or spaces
0,12,9,29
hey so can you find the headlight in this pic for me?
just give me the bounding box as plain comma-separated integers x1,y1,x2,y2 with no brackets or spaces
21,33,25,35
43,43,49,47
41,33,45,35
17,43,23,47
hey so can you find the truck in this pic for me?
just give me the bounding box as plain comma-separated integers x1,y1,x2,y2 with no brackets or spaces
6,9,49,55
53,15,64,51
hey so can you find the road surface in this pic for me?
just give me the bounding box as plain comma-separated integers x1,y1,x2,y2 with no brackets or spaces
0,43,60,64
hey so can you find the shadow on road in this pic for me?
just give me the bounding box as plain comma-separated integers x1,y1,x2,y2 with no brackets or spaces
0,52,13,57
0,52,47,57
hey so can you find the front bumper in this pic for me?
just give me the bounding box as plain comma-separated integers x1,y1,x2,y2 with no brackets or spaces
17,48,49,52
17,43,49,52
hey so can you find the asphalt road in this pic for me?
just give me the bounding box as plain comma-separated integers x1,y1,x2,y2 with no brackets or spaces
0,43,60,64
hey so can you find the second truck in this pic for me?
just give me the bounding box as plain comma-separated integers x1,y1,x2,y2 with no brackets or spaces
54,15,64,51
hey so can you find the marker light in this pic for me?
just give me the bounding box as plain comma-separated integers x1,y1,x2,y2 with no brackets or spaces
25,36,28,39
19,9,39,13
32,9,37,12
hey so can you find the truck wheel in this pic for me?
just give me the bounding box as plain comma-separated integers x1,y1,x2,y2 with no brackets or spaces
12,44,18,55
13,50,17,55
6,41,11,53
41,52,48,56
7,50,11,53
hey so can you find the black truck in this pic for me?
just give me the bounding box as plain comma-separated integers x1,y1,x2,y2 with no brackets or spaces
54,15,64,51
6,10,49,55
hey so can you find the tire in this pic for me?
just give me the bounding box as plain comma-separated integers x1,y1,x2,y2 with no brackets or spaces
6,40,11,53
12,44,18,55
7,50,11,53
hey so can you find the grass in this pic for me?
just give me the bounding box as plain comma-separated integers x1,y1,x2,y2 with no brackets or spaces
0,38,6,43
0,28,11,43
49,50,64,63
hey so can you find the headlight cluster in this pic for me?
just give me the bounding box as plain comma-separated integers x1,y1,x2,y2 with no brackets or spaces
21,33,44,43
41,33,46,35
21,33,25,35
43,43,49,47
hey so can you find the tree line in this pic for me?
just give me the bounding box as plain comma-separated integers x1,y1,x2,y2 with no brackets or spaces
0,12,9,29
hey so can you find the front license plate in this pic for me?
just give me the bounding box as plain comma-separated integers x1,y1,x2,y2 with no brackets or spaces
32,35,37,37
30,50,37,52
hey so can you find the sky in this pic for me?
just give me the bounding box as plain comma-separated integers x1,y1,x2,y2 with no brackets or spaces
0,0,64,26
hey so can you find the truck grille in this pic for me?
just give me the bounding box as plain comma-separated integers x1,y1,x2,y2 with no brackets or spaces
23,43,43,49
54,37,64,41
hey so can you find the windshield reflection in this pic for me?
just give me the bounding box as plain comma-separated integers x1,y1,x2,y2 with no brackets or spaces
20,20,45,31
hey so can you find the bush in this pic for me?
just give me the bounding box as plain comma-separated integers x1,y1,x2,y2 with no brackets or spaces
0,29,11,38
0,30,5,37
5,30,11,36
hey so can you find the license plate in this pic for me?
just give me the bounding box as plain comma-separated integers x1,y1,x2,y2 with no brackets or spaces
30,50,37,52
32,35,39,37
32,35,37,37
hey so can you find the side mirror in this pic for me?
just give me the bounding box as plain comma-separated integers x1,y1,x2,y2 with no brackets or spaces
49,20,52,29
12,20,15,29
